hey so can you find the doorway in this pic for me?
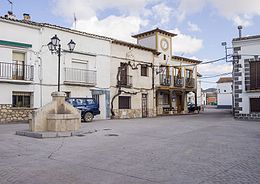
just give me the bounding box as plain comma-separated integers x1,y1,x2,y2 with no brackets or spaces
176,93,183,113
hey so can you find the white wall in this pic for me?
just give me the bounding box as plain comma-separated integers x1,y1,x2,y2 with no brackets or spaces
137,35,156,50
0,19,111,119
233,38,260,114
0,20,41,107
217,82,232,106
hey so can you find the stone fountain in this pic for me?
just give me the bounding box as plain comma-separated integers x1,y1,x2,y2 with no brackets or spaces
16,92,81,138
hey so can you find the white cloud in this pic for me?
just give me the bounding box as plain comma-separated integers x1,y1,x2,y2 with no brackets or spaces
210,0,260,27
198,63,232,75
53,0,175,42
177,0,260,27
151,3,172,24
188,22,201,32
74,16,143,42
53,0,150,19
171,28,203,54
176,0,206,21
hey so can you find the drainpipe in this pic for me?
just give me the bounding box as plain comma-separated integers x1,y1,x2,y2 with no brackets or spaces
38,55,43,107
152,54,156,116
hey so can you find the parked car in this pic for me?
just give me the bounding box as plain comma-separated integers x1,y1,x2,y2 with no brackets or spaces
66,97,100,122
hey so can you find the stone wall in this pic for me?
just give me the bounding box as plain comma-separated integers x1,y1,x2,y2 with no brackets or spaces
0,104,33,123
113,108,155,119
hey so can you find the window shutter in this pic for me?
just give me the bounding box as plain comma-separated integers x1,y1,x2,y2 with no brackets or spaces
250,62,257,90
256,62,260,89
250,98,260,112
119,96,131,109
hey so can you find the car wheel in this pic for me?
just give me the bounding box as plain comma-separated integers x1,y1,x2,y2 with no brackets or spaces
84,112,93,122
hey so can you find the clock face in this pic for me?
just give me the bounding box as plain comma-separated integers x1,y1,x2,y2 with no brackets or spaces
160,38,169,51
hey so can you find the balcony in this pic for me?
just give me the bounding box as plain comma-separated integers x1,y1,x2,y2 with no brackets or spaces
0,62,34,82
185,78,195,88
64,67,96,86
160,74,171,86
118,75,132,87
174,76,184,87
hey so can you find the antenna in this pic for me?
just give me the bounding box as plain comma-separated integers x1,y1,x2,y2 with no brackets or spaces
73,13,77,29
238,25,242,38
7,0,13,12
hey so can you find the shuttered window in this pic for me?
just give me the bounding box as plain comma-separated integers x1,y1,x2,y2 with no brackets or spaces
119,96,131,109
141,65,148,76
250,61,260,90
250,98,260,112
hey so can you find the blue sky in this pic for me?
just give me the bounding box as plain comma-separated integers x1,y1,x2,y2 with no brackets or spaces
1,0,260,89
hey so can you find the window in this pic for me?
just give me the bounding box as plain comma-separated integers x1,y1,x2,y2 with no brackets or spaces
141,65,148,76
174,67,182,77
164,54,166,60
119,96,131,109
224,90,226,92
250,61,260,90
12,52,25,80
250,98,260,112
86,99,96,105
158,93,169,105
186,69,193,78
12,92,32,108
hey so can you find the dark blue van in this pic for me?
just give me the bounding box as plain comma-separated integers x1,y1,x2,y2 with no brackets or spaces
66,98,100,122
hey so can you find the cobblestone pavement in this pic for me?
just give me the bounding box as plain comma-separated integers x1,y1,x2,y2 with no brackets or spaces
0,108,259,184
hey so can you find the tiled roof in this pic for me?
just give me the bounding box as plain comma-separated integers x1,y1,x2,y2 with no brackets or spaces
0,16,161,54
233,35,260,42
216,77,232,83
112,40,160,54
172,55,202,64
132,28,177,38
0,16,113,41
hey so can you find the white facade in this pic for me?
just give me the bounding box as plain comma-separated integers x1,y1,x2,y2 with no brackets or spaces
0,17,111,121
232,35,260,119
217,82,232,109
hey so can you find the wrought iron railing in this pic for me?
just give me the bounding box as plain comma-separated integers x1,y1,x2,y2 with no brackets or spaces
0,62,34,81
159,74,171,86
64,67,96,85
174,76,184,87
185,78,195,88
118,75,132,87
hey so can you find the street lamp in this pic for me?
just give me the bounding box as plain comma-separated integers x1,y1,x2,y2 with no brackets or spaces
47,35,76,92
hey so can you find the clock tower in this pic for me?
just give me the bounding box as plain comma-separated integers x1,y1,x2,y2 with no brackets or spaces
132,28,177,61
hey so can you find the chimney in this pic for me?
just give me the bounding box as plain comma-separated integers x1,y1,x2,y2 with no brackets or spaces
238,25,242,38
23,13,31,21
4,11,16,19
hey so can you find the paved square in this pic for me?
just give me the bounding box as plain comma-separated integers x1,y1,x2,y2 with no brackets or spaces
0,109,259,184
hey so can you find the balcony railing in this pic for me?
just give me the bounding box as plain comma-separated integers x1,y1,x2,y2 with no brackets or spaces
118,75,132,87
185,78,195,88
64,67,96,86
174,76,184,87
0,62,34,81
159,74,171,86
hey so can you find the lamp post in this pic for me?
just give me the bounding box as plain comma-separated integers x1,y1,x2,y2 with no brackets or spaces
47,35,76,92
